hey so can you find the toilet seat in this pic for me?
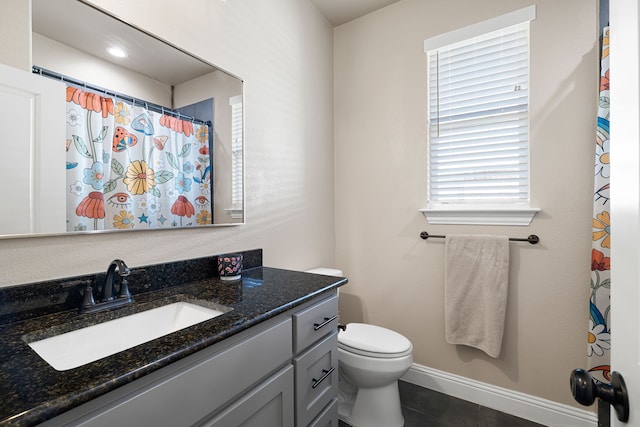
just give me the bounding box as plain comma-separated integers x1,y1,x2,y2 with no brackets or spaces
338,323,412,358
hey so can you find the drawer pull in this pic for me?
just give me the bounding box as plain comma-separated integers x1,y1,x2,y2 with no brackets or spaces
313,315,338,331
312,367,335,389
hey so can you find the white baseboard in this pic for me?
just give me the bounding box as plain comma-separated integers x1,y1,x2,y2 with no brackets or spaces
401,364,598,427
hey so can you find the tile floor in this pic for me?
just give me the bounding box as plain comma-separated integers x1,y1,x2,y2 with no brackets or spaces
338,380,547,427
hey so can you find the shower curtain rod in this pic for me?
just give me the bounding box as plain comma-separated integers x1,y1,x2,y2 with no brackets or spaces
32,65,212,127
419,231,540,244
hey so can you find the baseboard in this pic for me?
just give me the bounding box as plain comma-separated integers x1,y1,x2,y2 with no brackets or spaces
401,363,598,427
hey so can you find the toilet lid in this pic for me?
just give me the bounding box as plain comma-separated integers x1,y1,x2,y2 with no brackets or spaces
338,323,412,358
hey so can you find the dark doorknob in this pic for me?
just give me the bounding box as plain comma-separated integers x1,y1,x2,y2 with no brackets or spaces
570,368,629,422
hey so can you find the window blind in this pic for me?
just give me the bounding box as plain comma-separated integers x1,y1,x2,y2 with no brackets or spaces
230,95,243,210
427,21,530,205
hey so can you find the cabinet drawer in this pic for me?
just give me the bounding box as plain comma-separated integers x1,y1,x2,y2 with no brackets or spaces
294,331,338,427
308,398,338,427
293,293,338,354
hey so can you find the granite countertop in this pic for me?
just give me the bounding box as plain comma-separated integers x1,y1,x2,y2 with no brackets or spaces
0,262,346,426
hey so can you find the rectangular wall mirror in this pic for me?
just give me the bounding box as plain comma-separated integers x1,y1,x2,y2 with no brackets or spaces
0,0,243,238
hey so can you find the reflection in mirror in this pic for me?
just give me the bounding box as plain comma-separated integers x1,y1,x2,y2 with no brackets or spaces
3,0,243,237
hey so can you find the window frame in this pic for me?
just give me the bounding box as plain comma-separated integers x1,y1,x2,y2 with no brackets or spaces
226,94,243,219
421,6,539,226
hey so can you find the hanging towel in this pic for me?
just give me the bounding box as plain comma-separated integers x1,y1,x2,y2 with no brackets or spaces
444,234,510,358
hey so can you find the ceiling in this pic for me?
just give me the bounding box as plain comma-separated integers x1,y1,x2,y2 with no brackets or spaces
31,0,401,86
32,0,217,86
310,0,402,27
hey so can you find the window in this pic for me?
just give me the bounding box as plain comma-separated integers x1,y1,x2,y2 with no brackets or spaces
229,95,243,218
421,6,539,225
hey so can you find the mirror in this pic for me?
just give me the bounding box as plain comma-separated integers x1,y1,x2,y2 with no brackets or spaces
2,0,243,238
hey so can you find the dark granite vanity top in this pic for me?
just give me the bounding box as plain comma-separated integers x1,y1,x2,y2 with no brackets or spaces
0,249,346,426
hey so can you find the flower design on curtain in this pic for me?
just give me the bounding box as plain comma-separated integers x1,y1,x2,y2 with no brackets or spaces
65,87,213,231
587,27,611,384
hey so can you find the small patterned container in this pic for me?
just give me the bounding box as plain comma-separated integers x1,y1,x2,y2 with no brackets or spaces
218,254,243,281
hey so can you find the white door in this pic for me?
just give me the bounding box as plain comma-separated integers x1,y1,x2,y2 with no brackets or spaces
0,63,66,235
610,0,640,425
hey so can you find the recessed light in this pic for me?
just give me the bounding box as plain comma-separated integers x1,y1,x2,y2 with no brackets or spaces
107,47,127,58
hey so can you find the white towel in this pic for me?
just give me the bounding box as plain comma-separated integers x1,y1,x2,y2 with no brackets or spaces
444,234,509,358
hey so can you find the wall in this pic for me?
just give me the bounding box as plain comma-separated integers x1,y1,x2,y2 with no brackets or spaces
174,70,242,223
0,0,30,71
0,0,336,285
334,0,598,409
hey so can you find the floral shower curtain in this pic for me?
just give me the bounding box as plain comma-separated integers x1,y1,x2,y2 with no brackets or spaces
65,86,213,231
588,26,611,384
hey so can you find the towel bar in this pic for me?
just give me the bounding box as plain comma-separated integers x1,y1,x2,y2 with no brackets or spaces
419,231,539,244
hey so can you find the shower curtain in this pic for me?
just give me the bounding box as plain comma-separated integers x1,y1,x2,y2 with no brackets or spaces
65,87,213,231
588,26,611,384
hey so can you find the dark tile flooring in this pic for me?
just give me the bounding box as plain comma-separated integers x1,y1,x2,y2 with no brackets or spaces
338,380,547,427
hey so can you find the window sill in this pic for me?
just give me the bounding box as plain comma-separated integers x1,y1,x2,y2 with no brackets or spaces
224,208,244,220
419,207,540,226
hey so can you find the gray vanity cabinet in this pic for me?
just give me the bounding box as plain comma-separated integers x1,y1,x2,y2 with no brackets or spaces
42,290,340,427
42,315,294,427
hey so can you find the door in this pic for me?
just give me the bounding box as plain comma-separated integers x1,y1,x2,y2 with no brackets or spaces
572,1,640,424
0,63,66,234
610,0,640,425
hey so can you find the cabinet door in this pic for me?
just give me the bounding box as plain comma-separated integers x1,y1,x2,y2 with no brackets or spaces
199,365,294,427
294,331,338,427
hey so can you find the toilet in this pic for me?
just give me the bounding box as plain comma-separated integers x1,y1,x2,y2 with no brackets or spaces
305,268,414,427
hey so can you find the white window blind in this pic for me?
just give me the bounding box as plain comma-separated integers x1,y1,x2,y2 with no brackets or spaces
230,95,243,212
427,20,530,206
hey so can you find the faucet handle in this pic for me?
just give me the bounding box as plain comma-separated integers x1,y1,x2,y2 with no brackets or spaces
117,276,133,301
81,284,97,311
60,279,96,312
117,269,145,300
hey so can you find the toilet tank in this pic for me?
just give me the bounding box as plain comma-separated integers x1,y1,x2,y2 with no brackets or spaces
305,268,343,277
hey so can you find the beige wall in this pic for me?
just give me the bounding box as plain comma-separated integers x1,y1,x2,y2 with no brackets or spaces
0,0,336,285
0,0,31,70
334,0,598,408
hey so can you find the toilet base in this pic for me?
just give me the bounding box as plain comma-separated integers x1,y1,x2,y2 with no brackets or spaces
338,381,404,427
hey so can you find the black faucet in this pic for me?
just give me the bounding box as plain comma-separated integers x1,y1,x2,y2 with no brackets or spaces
61,259,137,313
102,259,131,302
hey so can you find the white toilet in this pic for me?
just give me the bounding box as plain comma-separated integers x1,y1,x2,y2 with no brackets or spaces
305,268,414,427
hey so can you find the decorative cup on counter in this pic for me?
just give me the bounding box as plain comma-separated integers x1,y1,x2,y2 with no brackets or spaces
218,254,243,281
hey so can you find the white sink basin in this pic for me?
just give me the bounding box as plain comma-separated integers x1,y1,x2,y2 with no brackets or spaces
26,301,230,371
